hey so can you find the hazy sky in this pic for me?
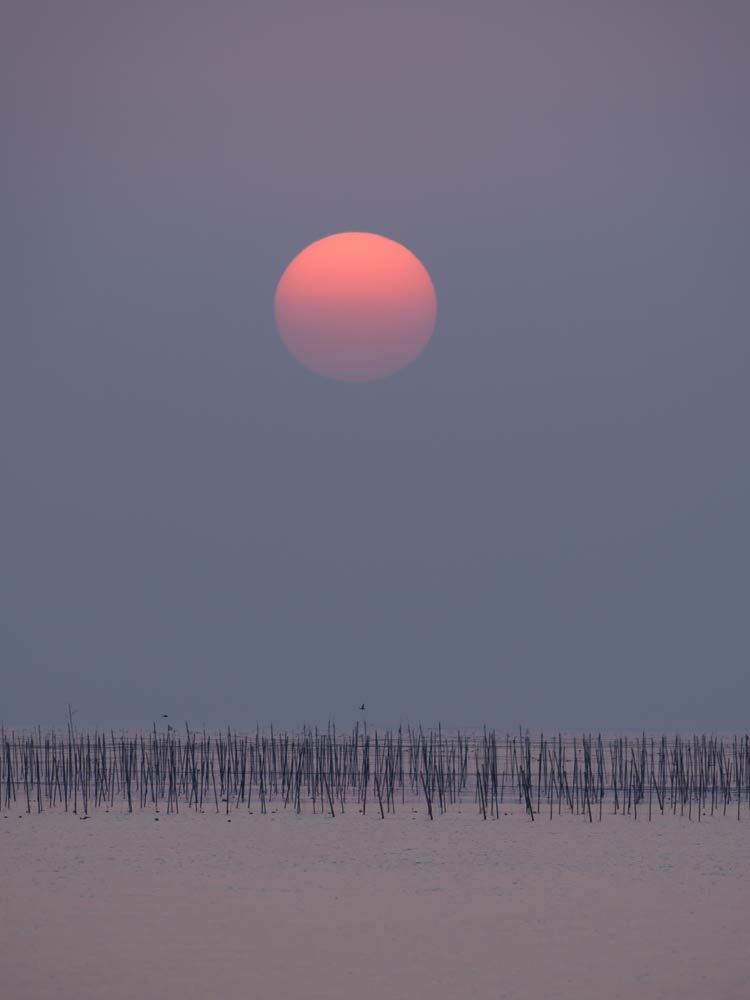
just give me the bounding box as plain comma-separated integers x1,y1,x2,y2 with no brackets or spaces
2,1,748,731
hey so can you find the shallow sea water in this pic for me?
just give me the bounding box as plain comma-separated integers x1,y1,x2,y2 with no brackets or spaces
2,807,748,1000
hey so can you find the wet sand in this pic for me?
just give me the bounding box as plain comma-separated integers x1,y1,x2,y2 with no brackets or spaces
1,808,748,1000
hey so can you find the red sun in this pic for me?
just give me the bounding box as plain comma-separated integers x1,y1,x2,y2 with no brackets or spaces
274,232,437,381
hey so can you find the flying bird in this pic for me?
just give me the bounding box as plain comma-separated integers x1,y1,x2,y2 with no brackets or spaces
360,704,365,711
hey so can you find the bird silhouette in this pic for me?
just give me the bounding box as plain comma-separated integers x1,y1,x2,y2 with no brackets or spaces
360,704,365,711
162,714,168,718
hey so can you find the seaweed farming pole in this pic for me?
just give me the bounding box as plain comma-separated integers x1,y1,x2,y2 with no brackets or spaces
1,727,748,819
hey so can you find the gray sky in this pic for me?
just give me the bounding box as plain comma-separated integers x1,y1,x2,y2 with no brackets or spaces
2,1,748,731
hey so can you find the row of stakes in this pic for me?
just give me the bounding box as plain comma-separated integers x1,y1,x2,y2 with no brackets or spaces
2,725,749,821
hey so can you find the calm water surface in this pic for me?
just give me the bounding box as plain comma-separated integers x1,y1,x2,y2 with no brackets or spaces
2,808,748,1000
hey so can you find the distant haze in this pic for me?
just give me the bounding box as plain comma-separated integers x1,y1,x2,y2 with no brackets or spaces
2,1,748,731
